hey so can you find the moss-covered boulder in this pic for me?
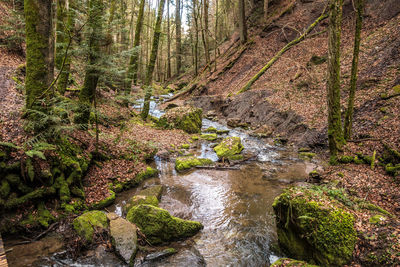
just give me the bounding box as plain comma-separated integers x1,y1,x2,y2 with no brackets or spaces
214,137,244,160
273,186,357,266
270,258,319,267
73,210,109,242
90,190,116,210
126,204,203,244
200,133,218,141
158,106,203,134
175,157,213,172
123,185,163,215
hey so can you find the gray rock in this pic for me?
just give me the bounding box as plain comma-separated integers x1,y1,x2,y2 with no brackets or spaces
144,248,177,261
107,212,138,265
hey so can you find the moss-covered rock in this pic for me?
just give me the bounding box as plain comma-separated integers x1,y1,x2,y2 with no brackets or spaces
200,133,218,141
214,137,244,160
126,204,203,244
0,180,11,198
90,190,116,210
270,258,319,267
175,157,213,172
273,186,357,266
73,210,109,242
299,152,316,160
158,106,203,134
122,167,158,189
180,144,190,149
216,129,230,135
123,185,163,214
204,127,217,133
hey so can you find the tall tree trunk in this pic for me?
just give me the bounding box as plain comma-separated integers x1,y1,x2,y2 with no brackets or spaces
76,0,104,126
141,0,166,120
202,0,210,65
125,0,145,90
193,0,199,76
56,0,76,95
238,0,247,44
264,0,268,21
214,0,218,71
175,0,182,75
326,0,344,163
343,0,364,140
166,0,171,79
24,0,54,108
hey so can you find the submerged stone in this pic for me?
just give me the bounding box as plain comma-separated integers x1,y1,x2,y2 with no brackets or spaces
107,213,138,265
123,185,163,215
214,137,244,160
273,186,356,266
175,157,213,172
158,106,203,134
73,210,109,242
126,204,203,244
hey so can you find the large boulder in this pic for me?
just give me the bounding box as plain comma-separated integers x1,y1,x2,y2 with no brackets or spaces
158,106,203,134
175,157,213,172
123,185,164,215
214,137,244,160
73,210,109,242
107,213,138,265
126,204,203,244
272,186,357,266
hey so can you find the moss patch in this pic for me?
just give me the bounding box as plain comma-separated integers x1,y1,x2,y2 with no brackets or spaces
271,258,319,267
273,186,357,266
90,190,116,210
126,204,203,244
158,106,203,134
200,133,218,141
73,210,109,242
214,137,244,159
175,157,213,172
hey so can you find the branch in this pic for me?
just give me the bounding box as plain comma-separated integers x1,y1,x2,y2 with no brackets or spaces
381,93,400,100
237,8,328,94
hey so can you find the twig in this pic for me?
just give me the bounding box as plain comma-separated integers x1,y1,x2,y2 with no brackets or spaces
348,138,381,143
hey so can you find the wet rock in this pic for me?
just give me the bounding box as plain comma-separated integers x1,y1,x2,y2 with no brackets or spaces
214,137,244,160
107,212,138,265
273,186,357,266
227,117,248,128
175,157,213,172
205,110,217,119
251,125,273,138
73,210,109,242
144,248,177,261
271,258,318,267
158,106,203,134
126,204,203,244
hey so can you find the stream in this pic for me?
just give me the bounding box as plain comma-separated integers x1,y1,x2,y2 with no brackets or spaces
6,95,316,267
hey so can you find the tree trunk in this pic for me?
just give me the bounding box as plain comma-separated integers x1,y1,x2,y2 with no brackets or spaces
326,0,344,163
264,0,269,21
343,0,364,140
238,0,247,44
214,0,218,71
175,0,182,75
166,0,171,79
202,0,210,65
76,0,104,126
141,0,166,120
125,0,146,90
193,0,199,76
24,0,54,108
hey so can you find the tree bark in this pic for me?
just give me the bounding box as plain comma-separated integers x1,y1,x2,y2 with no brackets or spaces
175,0,182,75
264,0,269,21
141,0,166,120
238,0,247,44
326,0,344,163
214,0,218,71
202,0,210,65
24,0,54,108
343,0,364,140
166,0,171,79
125,0,145,90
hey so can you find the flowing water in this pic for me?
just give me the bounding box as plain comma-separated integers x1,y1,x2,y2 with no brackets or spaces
5,96,316,267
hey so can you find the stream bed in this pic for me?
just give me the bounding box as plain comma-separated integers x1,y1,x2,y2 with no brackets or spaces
5,96,316,267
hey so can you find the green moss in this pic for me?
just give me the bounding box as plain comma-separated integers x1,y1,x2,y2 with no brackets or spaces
369,214,386,225
138,185,163,199
191,135,199,141
90,190,116,209
175,157,213,172
214,137,244,159
70,186,85,198
37,202,55,228
4,187,56,209
180,144,190,149
271,258,319,267
273,186,357,266
358,202,392,217
310,55,327,65
204,127,217,133
228,154,244,160
5,173,20,186
113,183,123,193
158,106,203,133
124,195,159,215
338,155,354,164
126,204,203,244
385,163,400,176
0,180,11,198
216,129,230,134
299,152,316,160
73,210,109,242
200,133,218,141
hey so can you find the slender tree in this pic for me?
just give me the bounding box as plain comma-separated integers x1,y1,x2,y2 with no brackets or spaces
326,0,344,162
238,0,247,44
125,0,146,90
343,0,364,140
214,0,218,71
166,0,171,79
175,0,182,75
76,0,104,126
141,0,166,119
264,0,269,21
202,0,210,65
24,0,54,108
